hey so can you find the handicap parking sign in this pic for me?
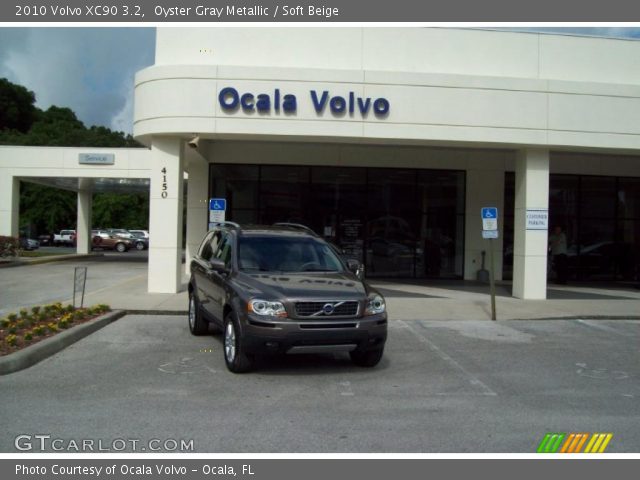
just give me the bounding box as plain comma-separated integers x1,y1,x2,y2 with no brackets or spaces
209,198,226,211
481,207,498,231
481,207,497,219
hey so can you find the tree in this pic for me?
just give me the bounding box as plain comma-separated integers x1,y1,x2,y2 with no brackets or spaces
0,78,148,235
0,78,38,133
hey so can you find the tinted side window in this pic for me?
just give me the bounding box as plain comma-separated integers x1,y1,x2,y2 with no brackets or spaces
198,231,220,261
214,234,233,268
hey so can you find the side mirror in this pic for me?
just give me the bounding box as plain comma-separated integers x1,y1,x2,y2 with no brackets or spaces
207,258,228,273
346,259,365,279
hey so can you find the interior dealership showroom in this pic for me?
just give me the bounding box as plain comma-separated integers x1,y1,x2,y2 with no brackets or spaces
1,27,639,299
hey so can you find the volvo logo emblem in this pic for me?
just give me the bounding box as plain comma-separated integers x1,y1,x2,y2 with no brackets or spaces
322,303,335,315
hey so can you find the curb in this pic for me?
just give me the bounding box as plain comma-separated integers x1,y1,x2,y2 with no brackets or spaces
124,309,188,316
0,310,125,375
0,253,104,268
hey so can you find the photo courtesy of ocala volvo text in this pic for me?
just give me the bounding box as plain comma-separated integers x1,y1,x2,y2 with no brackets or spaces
188,222,388,373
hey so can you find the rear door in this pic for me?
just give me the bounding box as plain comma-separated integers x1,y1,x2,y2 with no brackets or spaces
207,232,234,322
192,230,221,319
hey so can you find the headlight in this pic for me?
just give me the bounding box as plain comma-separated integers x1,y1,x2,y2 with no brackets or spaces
248,299,287,317
365,294,386,315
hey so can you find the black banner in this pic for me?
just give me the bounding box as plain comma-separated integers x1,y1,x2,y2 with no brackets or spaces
3,459,640,480
4,0,640,22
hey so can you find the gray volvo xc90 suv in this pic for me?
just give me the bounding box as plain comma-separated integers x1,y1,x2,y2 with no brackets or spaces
188,223,388,373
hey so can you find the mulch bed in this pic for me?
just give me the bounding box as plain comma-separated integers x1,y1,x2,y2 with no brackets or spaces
1,303,110,356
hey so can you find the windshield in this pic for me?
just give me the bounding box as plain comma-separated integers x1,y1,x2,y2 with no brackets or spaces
238,235,344,273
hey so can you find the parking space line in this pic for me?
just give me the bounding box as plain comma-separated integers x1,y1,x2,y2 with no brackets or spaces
399,320,497,397
574,319,631,337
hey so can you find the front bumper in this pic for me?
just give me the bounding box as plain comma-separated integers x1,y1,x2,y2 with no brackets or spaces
239,313,388,355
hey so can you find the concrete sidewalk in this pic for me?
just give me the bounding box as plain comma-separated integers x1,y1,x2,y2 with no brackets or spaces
2,252,638,320
79,274,640,321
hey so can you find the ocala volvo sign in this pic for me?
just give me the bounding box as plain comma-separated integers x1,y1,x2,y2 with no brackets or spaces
218,87,390,117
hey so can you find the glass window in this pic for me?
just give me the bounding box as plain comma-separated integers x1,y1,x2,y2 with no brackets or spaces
198,231,215,260
214,233,233,268
238,235,343,273
618,178,640,219
201,230,224,262
211,165,259,210
368,169,417,214
210,163,466,279
259,166,310,226
579,176,616,219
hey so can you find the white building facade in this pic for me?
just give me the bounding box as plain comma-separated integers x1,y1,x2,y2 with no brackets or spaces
3,28,640,298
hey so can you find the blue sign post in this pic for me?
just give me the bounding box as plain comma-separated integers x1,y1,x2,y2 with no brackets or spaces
481,206,498,320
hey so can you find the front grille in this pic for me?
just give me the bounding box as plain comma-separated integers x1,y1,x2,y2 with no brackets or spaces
294,301,359,318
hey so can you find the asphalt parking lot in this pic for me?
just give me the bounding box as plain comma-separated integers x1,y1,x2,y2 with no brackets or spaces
1,314,638,452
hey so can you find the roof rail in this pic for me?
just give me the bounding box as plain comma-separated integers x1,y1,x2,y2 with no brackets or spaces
273,222,318,236
211,221,240,229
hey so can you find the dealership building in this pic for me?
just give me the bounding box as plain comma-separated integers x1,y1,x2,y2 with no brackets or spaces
1,27,639,298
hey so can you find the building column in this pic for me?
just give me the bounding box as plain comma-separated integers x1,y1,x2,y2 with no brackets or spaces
512,149,550,299
148,137,185,293
185,148,209,275
464,168,505,281
76,190,92,254
0,174,20,238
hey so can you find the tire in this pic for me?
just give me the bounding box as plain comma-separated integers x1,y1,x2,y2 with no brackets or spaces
135,241,145,251
115,242,127,253
188,291,209,335
350,347,384,367
223,312,254,373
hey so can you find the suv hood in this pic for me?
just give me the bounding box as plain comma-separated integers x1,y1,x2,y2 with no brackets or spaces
236,271,368,300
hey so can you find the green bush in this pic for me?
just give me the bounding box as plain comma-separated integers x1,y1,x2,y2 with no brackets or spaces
31,306,41,315
47,322,59,333
8,325,18,335
7,313,18,322
23,331,33,342
19,308,29,319
0,236,20,258
33,325,45,336
1,318,10,329
5,334,18,346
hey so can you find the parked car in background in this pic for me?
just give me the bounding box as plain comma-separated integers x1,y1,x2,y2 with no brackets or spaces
129,229,149,239
19,237,39,251
53,230,76,246
38,234,53,246
91,233,133,252
129,231,149,251
106,229,135,239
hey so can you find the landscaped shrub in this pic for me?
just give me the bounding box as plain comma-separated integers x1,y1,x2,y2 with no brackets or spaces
0,236,20,258
1,303,111,356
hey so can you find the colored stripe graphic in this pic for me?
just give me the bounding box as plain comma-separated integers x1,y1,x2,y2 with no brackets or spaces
560,433,588,453
537,433,566,453
584,433,613,453
539,433,613,453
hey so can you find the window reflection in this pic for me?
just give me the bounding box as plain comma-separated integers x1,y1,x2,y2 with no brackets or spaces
211,164,466,279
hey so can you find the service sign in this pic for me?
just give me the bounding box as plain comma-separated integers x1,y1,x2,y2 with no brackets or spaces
78,153,115,165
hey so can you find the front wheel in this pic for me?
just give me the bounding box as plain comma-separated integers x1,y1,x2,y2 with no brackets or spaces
135,241,145,251
350,347,384,367
115,242,127,253
223,312,254,373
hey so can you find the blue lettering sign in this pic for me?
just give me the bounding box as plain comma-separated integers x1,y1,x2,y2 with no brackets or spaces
218,87,389,117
